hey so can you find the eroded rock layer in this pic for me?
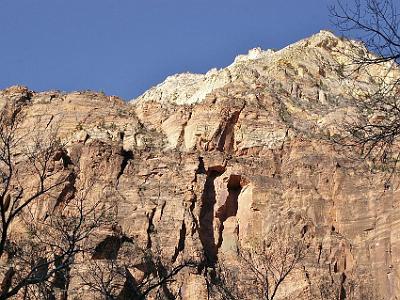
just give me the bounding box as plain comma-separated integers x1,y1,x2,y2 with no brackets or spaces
1,31,400,299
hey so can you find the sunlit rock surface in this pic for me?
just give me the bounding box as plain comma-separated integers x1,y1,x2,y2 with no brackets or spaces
2,30,400,299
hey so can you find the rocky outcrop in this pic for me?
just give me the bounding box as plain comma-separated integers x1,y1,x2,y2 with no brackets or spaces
2,30,400,299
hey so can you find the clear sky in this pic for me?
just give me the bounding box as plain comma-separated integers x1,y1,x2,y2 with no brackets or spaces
0,0,335,100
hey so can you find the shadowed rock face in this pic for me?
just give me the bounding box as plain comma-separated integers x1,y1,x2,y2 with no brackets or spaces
2,31,400,299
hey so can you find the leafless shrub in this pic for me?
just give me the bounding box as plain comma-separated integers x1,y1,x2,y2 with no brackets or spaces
80,243,197,300
311,271,380,300
210,225,310,300
0,102,111,299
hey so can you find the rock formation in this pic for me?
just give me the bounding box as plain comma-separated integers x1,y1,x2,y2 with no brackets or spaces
1,30,399,299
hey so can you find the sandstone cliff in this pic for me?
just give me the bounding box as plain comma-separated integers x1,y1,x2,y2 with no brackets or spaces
1,30,399,299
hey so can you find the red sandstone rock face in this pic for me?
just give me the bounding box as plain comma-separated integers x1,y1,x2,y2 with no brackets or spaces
1,31,400,299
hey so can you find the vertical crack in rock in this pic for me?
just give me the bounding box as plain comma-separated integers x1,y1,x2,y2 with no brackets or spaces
172,220,187,263
159,200,166,221
199,166,225,266
196,157,207,176
117,269,141,300
119,131,125,142
189,157,207,236
339,273,347,300
117,149,134,185
147,208,156,249
317,242,323,264
189,191,199,237
215,175,242,249
52,172,77,214
216,106,245,153
177,110,192,149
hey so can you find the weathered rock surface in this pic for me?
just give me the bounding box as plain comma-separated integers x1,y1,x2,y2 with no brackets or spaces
2,30,400,299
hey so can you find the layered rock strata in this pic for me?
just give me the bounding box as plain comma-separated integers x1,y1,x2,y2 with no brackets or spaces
1,30,399,299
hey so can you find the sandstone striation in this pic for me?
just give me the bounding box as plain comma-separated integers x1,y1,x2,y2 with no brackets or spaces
1,30,400,299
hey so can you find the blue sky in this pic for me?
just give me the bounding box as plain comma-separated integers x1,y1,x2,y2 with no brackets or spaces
0,0,334,99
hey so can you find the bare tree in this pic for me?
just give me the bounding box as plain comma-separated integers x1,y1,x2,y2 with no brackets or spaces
330,0,400,172
80,241,197,300
0,101,109,299
0,99,195,300
210,226,310,300
331,0,400,65
0,103,66,259
80,259,127,300
9,188,109,300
